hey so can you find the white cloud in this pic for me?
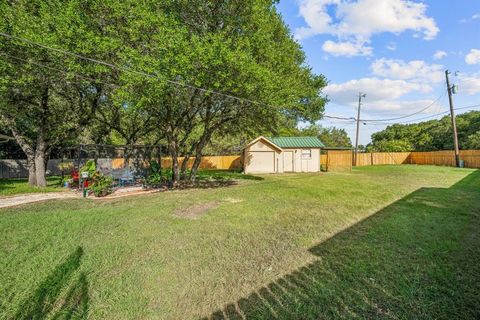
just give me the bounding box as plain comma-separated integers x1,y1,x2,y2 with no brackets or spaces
460,13,480,23
365,99,443,113
465,49,480,65
324,77,431,106
322,40,373,57
433,50,447,60
370,58,444,83
458,72,480,95
386,42,397,51
295,0,439,56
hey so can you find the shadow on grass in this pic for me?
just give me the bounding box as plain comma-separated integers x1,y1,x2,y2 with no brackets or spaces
15,247,89,320
204,170,480,319
197,170,264,181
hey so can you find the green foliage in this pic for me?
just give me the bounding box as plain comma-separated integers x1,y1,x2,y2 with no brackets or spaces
0,176,62,196
90,173,113,197
368,111,480,151
465,131,480,149
78,160,112,196
145,160,168,187
366,139,413,152
297,124,352,147
0,0,328,184
80,160,96,178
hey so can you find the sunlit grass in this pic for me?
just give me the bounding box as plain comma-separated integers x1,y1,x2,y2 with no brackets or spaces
0,176,63,197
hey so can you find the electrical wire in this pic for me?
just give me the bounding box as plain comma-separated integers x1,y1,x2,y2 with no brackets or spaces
359,92,447,122
0,32,290,108
1,32,476,125
362,104,480,126
0,52,121,88
322,115,356,121
0,46,353,122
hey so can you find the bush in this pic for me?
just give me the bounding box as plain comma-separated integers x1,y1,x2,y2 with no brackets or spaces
145,161,172,187
80,160,96,178
90,173,113,197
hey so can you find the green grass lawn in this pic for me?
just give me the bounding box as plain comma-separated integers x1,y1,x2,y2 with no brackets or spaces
1,165,479,319
0,176,62,197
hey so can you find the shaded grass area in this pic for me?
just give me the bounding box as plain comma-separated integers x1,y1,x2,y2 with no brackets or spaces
0,165,479,319
15,247,88,320
0,176,62,197
0,171,257,197
196,169,263,181
206,170,480,319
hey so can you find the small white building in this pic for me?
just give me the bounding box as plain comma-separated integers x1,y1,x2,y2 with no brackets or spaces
243,136,324,174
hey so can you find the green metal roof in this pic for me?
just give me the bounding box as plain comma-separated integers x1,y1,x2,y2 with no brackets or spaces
266,136,325,148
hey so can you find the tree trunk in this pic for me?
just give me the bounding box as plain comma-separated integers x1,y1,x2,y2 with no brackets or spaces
1,115,38,185
171,154,179,185
180,155,191,180
34,132,48,187
168,138,180,185
34,151,47,187
189,131,213,182
189,155,202,182
27,155,37,186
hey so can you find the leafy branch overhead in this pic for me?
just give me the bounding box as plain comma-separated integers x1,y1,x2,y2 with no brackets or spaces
0,0,327,186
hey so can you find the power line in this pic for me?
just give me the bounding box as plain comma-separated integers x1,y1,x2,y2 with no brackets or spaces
1,32,474,126
0,46,350,122
0,32,289,108
363,104,480,125
0,52,121,88
359,92,446,122
322,115,356,121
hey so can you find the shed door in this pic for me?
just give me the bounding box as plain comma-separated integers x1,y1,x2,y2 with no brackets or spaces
245,151,275,173
284,151,294,172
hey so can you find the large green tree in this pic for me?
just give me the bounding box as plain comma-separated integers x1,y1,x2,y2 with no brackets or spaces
1,0,327,185
298,124,352,148
103,0,327,182
0,0,116,186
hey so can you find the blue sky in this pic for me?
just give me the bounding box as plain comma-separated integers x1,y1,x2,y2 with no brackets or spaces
277,0,480,145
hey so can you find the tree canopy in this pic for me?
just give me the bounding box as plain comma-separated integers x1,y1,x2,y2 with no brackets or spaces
297,124,352,148
367,111,480,152
0,0,327,185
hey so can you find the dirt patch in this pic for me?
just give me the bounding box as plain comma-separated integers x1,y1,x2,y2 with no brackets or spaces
174,201,220,219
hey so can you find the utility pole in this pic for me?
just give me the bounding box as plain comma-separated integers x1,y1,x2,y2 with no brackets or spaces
445,70,460,167
354,92,366,166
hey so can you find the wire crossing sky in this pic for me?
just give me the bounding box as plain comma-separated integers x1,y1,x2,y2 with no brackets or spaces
278,0,480,144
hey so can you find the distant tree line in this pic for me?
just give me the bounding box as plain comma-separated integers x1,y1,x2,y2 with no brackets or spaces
297,124,352,148
200,124,352,155
0,0,327,186
366,111,480,152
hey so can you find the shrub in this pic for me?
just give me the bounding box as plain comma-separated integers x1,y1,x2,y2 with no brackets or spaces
90,173,113,197
145,161,173,187
80,160,96,178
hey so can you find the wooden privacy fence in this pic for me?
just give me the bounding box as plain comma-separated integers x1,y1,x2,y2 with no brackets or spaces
2,151,479,178
354,150,480,169
101,155,242,171
160,155,242,170
355,152,411,166
321,150,352,172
